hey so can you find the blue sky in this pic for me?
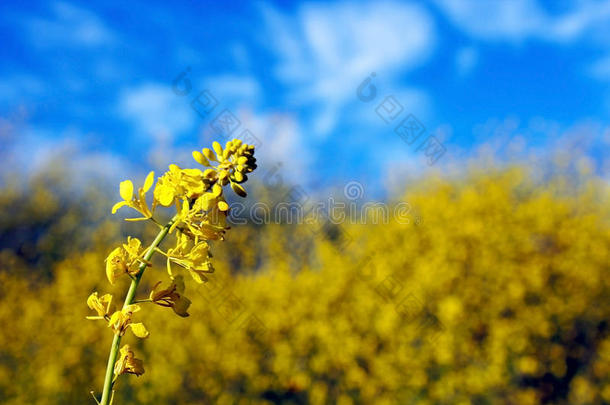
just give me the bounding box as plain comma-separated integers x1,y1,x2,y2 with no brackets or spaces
1,0,609,193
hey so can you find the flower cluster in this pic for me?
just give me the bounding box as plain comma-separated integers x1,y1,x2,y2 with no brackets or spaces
86,139,256,402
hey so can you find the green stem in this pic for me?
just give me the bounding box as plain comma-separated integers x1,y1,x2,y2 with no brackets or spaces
99,217,175,405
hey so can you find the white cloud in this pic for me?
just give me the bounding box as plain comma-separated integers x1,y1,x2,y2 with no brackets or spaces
261,1,436,137
24,1,115,48
433,0,610,43
118,83,195,140
5,127,132,188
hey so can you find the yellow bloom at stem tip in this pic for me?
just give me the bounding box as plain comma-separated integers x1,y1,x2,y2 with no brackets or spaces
114,345,145,379
192,139,256,196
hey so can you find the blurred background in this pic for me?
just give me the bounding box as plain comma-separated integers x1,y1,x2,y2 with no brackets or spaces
1,1,610,404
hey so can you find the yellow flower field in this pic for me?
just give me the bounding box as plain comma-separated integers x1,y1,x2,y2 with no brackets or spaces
1,161,609,404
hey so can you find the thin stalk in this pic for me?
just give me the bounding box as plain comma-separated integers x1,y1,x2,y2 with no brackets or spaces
99,217,175,405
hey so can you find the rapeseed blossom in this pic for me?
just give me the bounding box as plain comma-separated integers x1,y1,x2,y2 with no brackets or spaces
111,172,155,220
85,293,113,320
104,237,146,285
87,139,257,404
113,345,144,378
149,275,191,317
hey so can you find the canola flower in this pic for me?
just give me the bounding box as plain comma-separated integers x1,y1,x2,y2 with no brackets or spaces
87,139,257,405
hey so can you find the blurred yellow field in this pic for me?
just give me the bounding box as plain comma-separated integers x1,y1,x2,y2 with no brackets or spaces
1,157,609,404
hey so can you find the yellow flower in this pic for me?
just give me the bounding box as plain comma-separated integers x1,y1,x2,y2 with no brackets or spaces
153,183,175,207
111,171,155,220
86,292,113,320
87,138,257,397
180,168,205,197
153,165,205,207
163,235,215,283
177,215,227,241
149,275,191,317
107,304,149,338
123,236,144,259
169,199,191,234
194,184,228,212
105,247,128,285
104,237,146,284
114,345,145,378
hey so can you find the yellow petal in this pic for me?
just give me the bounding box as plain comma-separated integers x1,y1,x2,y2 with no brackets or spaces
111,201,129,214
86,292,99,310
108,311,121,327
173,296,191,317
143,171,155,192
105,247,123,285
199,194,215,211
130,358,145,376
139,189,152,217
174,275,186,293
181,199,189,215
127,237,141,251
218,201,229,211
188,269,208,284
130,322,149,338
155,184,175,206
106,267,116,285
120,180,134,201
101,294,113,313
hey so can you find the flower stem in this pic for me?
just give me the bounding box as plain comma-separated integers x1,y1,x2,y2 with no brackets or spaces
99,217,175,405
